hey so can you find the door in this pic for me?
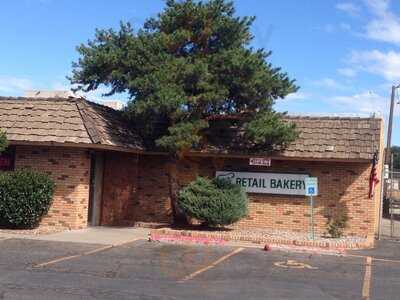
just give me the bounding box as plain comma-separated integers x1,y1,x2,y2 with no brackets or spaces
88,152,104,226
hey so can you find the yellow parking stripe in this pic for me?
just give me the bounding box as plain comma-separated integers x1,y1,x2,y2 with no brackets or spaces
362,256,372,300
34,245,113,268
178,247,244,283
33,238,142,268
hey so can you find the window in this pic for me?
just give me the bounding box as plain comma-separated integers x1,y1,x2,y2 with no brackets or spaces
0,147,15,171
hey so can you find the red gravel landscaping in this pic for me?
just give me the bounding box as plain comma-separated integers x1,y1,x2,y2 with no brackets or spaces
149,227,373,250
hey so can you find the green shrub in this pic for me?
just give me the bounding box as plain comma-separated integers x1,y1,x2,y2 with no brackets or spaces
178,176,248,227
326,213,348,238
0,169,55,229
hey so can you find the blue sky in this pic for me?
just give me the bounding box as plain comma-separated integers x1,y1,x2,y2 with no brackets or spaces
0,0,399,145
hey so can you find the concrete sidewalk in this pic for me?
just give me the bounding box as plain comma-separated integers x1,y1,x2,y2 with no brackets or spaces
0,226,150,245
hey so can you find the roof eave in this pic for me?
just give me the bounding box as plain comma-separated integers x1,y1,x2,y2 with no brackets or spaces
8,140,144,154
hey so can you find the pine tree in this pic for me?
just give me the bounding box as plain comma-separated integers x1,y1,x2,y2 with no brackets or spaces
70,0,299,223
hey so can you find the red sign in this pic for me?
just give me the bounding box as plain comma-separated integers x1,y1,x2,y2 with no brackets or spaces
249,157,271,167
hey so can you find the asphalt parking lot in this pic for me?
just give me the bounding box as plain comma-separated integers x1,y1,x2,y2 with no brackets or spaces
0,238,399,299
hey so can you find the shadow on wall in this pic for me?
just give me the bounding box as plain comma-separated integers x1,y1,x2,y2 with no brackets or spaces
322,201,349,238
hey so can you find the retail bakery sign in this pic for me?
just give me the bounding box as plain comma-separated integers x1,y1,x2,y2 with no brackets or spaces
216,171,309,195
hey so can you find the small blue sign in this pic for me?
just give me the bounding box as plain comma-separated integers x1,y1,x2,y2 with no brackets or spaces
305,177,318,196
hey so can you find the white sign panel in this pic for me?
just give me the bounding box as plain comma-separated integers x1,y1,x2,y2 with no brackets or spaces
216,171,309,195
305,177,318,196
384,164,389,179
249,157,271,167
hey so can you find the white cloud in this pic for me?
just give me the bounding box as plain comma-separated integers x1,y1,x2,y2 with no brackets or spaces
313,78,347,90
51,81,129,104
284,92,310,101
336,2,361,16
337,68,357,77
328,90,389,115
349,49,400,81
363,0,400,44
0,76,33,94
364,0,390,16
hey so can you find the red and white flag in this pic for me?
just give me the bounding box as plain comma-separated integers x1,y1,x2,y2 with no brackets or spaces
369,152,380,198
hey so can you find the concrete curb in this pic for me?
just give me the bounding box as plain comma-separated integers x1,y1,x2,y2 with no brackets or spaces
263,243,346,255
149,232,226,246
150,228,373,250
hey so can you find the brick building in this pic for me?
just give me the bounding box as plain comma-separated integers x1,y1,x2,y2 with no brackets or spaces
0,96,384,239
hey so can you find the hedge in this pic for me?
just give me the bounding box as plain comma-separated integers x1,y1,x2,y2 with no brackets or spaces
0,169,55,229
178,176,248,227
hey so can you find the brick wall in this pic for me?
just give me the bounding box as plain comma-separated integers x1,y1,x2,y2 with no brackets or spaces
178,157,376,238
136,155,172,223
101,153,172,226
10,146,381,238
14,145,90,230
100,153,378,238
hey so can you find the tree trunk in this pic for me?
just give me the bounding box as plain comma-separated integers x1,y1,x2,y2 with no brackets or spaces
167,155,187,225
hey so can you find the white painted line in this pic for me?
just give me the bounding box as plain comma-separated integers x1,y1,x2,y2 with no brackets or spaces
345,254,400,264
113,237,143,247
362,256,372,300
33,245,113,268
33,238,143,268
178,247,244,283
274,259,318,269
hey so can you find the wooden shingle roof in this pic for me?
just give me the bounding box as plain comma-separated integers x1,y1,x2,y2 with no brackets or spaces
0,96,143,151
281,116,382,160
0,96,383,160
202,116,383,160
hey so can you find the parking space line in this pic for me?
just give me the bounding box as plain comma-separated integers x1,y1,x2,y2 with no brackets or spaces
345,253,400,264
362,256,372,300
178,247,244,283
113,237,143,247
32,237,143,268
33,245,113,268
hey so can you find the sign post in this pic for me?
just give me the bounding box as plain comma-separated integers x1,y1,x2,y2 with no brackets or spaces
305,177,318,240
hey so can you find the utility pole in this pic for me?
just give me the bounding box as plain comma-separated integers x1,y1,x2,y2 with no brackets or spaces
386,85,400,165
379,84,399,240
